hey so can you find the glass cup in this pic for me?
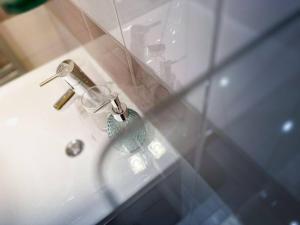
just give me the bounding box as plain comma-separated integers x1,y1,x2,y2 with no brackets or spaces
81,85,112,132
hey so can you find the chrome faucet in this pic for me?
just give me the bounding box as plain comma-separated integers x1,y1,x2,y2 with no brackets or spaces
40,59,96,110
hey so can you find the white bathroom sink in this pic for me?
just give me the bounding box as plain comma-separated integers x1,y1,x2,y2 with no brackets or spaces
0,47,178,225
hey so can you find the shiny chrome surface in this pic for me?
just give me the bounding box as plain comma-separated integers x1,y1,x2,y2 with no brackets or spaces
39,59,96,110
59,59,96,89
39,72,65,87
65,139,84,157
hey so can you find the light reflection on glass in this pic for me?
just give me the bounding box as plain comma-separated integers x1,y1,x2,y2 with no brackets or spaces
219,77,229,87
148,140,166,159
281,120,294,133
123,25,132,32
129,153,147,174
146,59,153,64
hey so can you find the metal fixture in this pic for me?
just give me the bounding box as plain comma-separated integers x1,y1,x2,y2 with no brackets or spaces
110,94,129,122
106,94,146,153
66,139,84,157
40,59,96,110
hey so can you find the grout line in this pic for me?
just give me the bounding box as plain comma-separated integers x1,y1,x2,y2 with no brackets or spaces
112,0,137,86
77,0,94,42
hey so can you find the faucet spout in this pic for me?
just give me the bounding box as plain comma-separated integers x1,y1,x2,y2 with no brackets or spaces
39,59,96,110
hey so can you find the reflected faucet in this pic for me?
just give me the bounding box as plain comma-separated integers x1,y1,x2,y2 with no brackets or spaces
130,21,161,60
40,59,96,110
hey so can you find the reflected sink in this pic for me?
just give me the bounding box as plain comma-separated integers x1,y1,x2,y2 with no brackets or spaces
0,47,178,225
0,48,113,225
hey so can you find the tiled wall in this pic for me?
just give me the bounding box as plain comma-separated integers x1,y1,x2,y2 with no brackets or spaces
72,0,300,94
47,0,171,112
73,0,217,93
0,0,171,111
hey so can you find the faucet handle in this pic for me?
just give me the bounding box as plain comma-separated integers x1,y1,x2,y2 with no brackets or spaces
39,72,64,87
39,61,73,87
40,59,96,110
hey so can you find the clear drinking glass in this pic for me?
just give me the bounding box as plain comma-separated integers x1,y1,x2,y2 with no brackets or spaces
81,85,112,131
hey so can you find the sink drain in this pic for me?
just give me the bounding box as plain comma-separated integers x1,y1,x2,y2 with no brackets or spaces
66,139,84,157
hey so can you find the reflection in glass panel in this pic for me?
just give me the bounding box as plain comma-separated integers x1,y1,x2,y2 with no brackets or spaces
98,2,300,224
113,0,217,91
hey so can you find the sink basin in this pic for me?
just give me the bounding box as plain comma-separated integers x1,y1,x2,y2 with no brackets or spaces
0,47,178,225
0,48,112,225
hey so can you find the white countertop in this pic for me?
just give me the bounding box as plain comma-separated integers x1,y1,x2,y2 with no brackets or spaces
0,47,179,225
